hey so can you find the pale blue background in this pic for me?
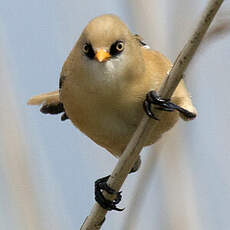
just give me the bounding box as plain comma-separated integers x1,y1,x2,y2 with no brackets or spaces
0,0,229,229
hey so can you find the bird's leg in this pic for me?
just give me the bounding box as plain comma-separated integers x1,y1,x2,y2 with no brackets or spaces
144,90,196,120
95,175,124,211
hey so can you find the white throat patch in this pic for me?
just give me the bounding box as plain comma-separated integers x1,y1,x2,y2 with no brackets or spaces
88,57,123,84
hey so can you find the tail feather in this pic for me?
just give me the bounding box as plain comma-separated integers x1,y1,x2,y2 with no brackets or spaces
27,90,68,120
27,90,59,106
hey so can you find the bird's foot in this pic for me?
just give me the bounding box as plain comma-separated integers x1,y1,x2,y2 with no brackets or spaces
95,175,124,211
144,90,196,120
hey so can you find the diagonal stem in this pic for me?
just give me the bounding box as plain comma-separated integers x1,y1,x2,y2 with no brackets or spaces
80,0,224,229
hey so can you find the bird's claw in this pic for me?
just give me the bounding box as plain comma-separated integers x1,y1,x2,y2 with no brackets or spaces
144,90,196,119
95,175,124,211
143,99,159,120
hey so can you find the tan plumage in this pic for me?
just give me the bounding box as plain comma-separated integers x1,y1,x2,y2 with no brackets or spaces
27,90,59,106
28,14,197,165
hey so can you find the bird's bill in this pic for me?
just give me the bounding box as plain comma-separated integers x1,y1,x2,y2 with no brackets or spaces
95,49,111,62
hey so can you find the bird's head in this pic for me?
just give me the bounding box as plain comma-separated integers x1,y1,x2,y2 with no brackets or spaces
75,14,144,86
81,14,132,62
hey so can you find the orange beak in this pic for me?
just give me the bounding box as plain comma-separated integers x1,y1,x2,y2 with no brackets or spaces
95,49,111,62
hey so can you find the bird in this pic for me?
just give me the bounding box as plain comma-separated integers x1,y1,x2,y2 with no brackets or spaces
28,14,197,211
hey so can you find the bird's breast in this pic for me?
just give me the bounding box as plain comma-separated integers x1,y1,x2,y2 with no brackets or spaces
60,76,142,156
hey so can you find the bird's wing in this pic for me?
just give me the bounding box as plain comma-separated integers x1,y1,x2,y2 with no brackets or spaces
134,34,150,49
140,44,197,121
27,90,68,120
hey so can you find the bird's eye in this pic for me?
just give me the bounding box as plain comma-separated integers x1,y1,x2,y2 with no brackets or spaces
116,41,124,51
83,43,90,53
110,41,124,56
82,43,95,59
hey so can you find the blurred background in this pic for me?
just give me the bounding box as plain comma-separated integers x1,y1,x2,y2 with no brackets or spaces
0,0,229,229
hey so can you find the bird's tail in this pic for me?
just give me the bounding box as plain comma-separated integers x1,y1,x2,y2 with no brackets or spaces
27,90,68,120
27,90,60,106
